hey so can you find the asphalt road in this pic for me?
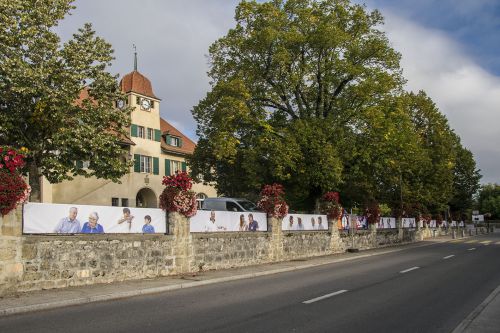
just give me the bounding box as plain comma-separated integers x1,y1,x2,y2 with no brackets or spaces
1,233,499,333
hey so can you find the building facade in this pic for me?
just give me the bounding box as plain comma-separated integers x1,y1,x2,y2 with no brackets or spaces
40,69,216,207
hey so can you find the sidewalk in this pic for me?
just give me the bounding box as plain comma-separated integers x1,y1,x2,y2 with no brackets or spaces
0,233,486,318
453,285,500,333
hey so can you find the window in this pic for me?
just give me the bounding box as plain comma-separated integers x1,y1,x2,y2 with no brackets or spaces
147,128,154,140
112,198,119,207
226,201,242,212
171,160,182,174
140,155,152,173
121,198,129,207
171,136,180,147
138,126,145,138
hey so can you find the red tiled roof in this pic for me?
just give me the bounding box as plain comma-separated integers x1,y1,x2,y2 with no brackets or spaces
119,70,159,99
160,118,196,155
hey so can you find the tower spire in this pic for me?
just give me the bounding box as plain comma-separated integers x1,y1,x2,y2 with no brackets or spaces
133,44,137,71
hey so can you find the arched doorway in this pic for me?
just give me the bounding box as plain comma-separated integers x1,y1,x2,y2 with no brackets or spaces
136,188,157,208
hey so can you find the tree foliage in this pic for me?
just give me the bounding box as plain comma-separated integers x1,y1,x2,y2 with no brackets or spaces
190,0,481,214
0,0,131,200
477,184,500,219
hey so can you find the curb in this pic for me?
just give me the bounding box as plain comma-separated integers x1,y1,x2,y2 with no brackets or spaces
451,285,500,333
0,234,480,317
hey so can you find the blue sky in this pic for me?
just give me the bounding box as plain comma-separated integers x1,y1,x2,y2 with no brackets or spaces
57,0,500,184
365,0,500,75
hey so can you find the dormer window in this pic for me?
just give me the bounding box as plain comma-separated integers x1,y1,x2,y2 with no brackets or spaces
171,137,180,147
165,134,182,148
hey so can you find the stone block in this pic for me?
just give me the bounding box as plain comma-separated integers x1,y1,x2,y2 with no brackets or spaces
76,269,90,278
0,248,16,261
22,244,37,260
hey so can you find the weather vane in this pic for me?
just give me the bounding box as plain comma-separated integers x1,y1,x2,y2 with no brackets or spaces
133,44,137,71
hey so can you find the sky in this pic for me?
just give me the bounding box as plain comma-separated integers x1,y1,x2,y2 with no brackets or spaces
56,0,500,184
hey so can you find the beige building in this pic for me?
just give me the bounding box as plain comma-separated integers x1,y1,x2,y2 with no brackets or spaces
41,68,216,207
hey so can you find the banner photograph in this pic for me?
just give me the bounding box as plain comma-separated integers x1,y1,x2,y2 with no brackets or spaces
402,218,417,228
190,210,267,232
377,217,396,229
23,203,166,234
282,214,328,231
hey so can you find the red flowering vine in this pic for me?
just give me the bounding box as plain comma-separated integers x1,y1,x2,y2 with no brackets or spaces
159,171,197,217
320,191,342,219
0,147,30,216
257,183,289,219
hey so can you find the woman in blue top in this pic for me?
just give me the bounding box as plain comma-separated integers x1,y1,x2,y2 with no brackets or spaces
142,215,155,233
81,212,104,233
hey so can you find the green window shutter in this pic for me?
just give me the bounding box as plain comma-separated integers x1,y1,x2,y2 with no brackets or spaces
134,154,141,173
166,135,171,145
179,137,183,147
181,162,187,172
165,159,171,176
131,124,138,137
76,160,83,169
153,157,159,175
154,129,161,142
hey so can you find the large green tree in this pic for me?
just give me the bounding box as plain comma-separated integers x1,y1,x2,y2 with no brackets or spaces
191,0,403,209
477,184,500,219
0,0,131,201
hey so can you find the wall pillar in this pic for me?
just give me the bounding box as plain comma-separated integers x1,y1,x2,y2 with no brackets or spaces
0,207,24,295
267,217,284,261
169,212,194,274
369,222,377,247
328,217,343,253
396,217,404,242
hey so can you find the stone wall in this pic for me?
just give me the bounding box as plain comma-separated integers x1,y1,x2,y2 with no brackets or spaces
192,233,270,271
16,235,176,294
0,209,485,296
282,232,331,260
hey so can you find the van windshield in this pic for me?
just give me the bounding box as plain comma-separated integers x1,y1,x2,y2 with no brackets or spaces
237,200,257,211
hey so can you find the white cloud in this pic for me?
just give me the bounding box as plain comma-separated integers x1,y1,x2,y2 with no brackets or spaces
382,12,500,183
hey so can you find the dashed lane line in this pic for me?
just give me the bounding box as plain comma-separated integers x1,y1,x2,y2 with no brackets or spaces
443,255,455,260
468,248,476,251
400,266,420,274
303,290,348,304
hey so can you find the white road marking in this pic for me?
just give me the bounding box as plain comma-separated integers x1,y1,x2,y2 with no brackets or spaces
468,248,476,251
443,255,455,260
496,241,500,245
303,290,348,304
400,266,420,274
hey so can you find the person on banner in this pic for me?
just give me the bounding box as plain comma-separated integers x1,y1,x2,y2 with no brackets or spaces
54,207,81,233
204,210,226,232
81,212,104,234
311,217,317,230
288,215,294,230
248,213,259,231
297,217,304,230
239,214,248,231
318,216,325,230
142,215,155,233
117,208,135,231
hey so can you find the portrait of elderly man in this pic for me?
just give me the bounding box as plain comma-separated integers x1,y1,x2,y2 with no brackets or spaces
54,207,81,233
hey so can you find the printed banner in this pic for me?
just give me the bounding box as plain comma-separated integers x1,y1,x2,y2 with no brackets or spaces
377,217,396,229
402,218,417,228
190,210,267,232
282,214,328,231
23,202,166,234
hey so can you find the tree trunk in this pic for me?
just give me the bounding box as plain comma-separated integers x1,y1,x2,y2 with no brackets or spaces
28,163,42,203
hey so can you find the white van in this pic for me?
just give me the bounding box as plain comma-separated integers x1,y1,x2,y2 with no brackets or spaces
201,198,259,212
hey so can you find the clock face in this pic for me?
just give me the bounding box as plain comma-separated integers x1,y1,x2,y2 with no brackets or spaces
116,99,125,109
140,98,151,110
